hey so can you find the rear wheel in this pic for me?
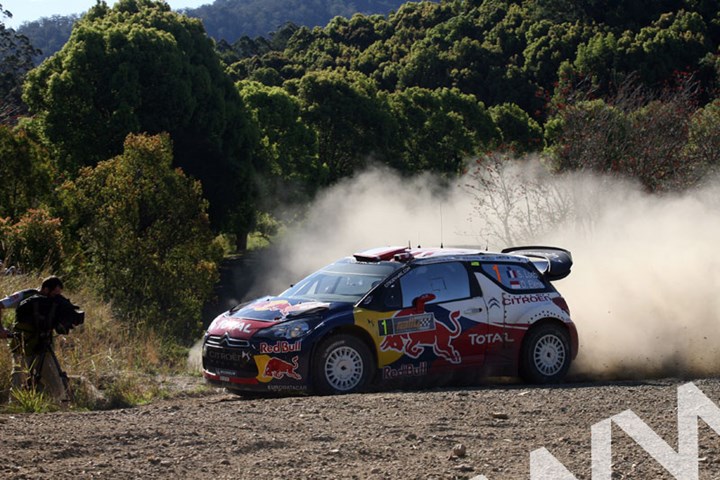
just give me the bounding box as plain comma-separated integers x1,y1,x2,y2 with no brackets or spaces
521,323,571,383
313,334,374,395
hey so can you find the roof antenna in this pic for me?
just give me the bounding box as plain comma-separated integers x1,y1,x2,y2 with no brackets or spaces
440,203,444,248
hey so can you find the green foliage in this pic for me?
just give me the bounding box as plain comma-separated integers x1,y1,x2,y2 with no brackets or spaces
223,0,720,188
0,126,55,219
237,80,319,203
99,371,166,409
296,69,391,184
227,0,720,124
524,20,597,90
59,133,222,342
18,14,79,64
572,30,619,91
23,0,259,241
685,99,720,169
488,102,544,153
188,0,409,41
546,80,705,192
0,334,9,402
385,86,499,173
0,207,64,272
625,10,709,86
6,387,56,413
0,5,39,124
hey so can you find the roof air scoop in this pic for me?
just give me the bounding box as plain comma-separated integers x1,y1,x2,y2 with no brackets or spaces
353,246,409,262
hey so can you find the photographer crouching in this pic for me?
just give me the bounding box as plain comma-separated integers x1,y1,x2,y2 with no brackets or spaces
0,276,84,403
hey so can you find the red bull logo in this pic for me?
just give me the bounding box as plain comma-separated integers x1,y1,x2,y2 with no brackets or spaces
251,300,330,317
252,299,292,312
263,355,301,380
380,312,462,364
259,341,301,354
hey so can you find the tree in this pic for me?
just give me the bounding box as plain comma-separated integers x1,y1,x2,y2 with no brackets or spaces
0,4,39,124
545,98,631,173
385,86,499,174
18,14,79,64
465,152,574,247
523,21,596,92
624,98,693,191
685,98,720,172
59,133,221,341
0,126,54,220
296,70,391,184
237,80,319,205
546,78,702,192
0,207,64,272
488,103,543,153
619,11,709,87
23,0,259,247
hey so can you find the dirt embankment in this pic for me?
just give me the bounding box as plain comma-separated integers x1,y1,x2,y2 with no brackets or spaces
2,377,720,479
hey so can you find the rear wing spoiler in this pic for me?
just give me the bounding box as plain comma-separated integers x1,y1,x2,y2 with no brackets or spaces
501,246,573,281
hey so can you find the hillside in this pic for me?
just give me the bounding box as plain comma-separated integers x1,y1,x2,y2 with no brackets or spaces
183,0,412,40
17,0,415,63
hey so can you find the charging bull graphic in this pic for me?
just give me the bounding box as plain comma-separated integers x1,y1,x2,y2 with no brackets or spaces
263,355,301,380
380,311,462,364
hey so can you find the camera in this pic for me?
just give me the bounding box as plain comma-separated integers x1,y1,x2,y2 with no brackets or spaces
54,295,85,334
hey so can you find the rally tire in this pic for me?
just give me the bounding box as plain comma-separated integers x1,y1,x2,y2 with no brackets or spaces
313,334,374,395
520,323,571,384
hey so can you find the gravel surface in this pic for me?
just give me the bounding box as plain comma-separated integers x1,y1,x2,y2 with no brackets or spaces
2,376,720,479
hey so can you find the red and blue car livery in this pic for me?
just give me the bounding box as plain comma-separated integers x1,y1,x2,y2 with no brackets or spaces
202,246,578,394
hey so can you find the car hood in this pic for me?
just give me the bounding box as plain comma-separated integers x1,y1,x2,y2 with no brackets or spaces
206,297,351,339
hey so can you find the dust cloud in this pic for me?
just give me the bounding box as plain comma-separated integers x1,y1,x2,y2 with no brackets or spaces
258,162,720,380
547,180,720,379
187,339,203,373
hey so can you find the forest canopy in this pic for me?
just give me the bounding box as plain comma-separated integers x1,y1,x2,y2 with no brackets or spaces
1,0,720,342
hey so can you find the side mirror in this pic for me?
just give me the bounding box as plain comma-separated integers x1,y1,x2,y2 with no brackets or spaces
412,293,436,313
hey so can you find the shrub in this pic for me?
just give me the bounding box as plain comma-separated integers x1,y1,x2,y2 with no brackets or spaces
0,207,64,272
59,133,222,342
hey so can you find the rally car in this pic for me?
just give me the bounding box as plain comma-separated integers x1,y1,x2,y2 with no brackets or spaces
202,246,578,395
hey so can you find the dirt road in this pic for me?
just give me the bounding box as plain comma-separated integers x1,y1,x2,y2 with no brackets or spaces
2,377,720,479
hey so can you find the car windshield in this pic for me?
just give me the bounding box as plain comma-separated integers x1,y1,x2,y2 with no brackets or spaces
281,259,401,303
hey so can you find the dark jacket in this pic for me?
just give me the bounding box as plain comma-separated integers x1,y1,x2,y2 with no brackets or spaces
12,294,59,354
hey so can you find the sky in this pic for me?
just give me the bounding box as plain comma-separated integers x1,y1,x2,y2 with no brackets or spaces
2,0,212,29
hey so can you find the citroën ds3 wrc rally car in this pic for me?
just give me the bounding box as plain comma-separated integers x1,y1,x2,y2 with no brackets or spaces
202,245,577,395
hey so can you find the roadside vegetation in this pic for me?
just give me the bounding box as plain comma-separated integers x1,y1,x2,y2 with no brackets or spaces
1,0,720,409
0,274,206,412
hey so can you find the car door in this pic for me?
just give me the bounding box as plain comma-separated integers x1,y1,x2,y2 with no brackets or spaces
355,261,489,370
471,261,544,369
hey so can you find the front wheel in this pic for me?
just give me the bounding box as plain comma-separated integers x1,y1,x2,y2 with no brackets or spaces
520,323,571,384
312,334,374,395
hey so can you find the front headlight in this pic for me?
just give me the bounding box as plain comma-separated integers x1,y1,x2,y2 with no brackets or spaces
256,320,311,340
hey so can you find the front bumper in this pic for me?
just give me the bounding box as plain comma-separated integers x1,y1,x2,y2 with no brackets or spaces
202,335,311,393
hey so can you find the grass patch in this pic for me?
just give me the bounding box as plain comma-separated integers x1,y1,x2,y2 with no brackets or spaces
6,387,57,414
0,274,201,412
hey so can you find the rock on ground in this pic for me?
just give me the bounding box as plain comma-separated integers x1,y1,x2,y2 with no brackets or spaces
2,377,720,479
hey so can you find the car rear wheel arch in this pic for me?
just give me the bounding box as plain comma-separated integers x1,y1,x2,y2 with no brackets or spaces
519,318,572,384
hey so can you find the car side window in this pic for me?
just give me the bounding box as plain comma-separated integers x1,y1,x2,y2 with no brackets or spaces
382,282,402,310
478,262,548,291
399,262,470,307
